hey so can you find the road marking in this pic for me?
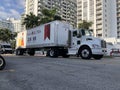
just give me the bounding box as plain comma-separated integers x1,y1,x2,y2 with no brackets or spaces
0,69,15,72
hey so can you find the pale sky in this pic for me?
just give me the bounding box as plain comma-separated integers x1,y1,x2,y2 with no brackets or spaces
0,0,25,19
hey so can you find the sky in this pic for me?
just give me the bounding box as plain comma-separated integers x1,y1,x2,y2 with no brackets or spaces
0,0,25,19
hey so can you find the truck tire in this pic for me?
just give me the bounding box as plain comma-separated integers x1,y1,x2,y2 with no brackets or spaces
0,55,6,70
16,49,20,55
49,49,58,57
46,50,50,57
79,46,92,59
92,55,103,60
16,49,24,55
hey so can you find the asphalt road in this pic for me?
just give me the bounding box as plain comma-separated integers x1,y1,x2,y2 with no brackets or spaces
0,55,120,90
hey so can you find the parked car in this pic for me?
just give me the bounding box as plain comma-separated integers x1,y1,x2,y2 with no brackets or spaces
0,55,6,70
0,42,13,54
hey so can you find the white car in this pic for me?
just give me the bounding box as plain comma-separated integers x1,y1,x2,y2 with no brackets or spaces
106,43,120,56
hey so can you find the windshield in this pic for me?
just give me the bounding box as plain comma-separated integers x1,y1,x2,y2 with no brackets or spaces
81,29,93,36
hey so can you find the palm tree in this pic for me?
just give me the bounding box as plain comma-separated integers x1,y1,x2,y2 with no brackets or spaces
23,9,61,29
40,9,61,24
0,29,17,49
0,28,12,42
23,12,40,29
78,20,93,29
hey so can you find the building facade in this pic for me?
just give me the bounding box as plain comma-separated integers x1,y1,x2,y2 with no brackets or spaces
25,0,77,27
0,19,14,32
77,0,117,38
0,18,24,33
8,18,21,32
117,0,120,38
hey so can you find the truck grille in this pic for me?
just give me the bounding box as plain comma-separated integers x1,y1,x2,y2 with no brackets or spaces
101,40,106,48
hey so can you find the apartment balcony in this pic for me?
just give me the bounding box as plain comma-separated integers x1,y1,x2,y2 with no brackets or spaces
117,24,120,27
96,25,102,29
117,1,120,4
96,15,102,19
117,6,120,9
117,29,120,33
96,20,102,25
96,10,102,14
96,30,102,34
96,2,102,6
117,13,120,17
96,5,102,10
117,10,120,13
96,17,102,21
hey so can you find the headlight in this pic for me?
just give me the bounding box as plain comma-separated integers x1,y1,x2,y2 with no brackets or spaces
92,44,101,48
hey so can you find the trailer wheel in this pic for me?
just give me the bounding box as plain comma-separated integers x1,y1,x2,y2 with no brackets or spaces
92,55,103,60
16,49,20,55
49,49,58,57
0,55,6,70
46,50,50,57
16,49,24,55
79,46,92,59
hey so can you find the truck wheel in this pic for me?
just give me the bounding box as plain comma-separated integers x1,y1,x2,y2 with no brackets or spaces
16,49,20,55
0,55,6,70
49,49,58,57
79,46,92,59
46,50,50,57
16,49,24,55
92,55,103,60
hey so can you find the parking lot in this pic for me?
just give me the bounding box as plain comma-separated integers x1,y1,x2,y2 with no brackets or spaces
0,55,120,90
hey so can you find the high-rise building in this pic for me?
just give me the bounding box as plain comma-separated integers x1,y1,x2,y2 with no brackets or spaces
0,19,14,32
25,0,77,27
77,0,117,38
8,18,21,32
20,14,26,31
117,0,120,38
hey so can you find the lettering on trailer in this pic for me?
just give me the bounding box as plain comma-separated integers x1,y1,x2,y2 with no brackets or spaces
27,30,41,36
18,32,24,47
44,24,50,40
27,29,40,43
21,33,24,46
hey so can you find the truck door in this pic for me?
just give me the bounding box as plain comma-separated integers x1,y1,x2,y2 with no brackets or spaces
68,30,81,54
72,30,81,48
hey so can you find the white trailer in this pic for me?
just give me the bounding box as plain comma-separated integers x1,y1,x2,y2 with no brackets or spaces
16,21,106,59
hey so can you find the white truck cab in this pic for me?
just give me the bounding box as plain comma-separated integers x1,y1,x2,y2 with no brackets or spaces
68,29,107,59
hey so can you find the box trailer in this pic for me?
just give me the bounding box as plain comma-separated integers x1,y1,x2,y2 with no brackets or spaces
16,21,106,59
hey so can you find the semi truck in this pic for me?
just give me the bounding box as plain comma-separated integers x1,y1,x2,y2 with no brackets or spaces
16,21,106,59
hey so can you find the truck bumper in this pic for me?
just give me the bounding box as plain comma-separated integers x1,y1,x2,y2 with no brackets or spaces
92,48,107,55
